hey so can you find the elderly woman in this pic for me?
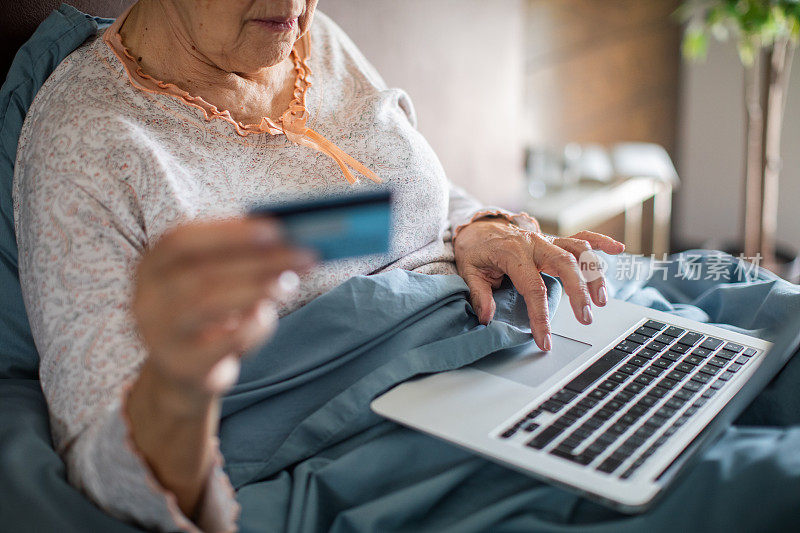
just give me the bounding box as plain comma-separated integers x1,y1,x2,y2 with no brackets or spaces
13,1,625,531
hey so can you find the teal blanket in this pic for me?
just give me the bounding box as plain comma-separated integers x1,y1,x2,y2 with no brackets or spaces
218,253,800,533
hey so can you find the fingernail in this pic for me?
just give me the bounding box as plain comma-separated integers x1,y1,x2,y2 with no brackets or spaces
277,270,300,293
543,334,552,351
582,305,593,324
598,286,607,305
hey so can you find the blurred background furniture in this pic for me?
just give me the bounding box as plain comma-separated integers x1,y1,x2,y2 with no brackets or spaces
526,176,673,256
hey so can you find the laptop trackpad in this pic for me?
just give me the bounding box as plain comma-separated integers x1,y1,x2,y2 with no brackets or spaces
470,334,593,389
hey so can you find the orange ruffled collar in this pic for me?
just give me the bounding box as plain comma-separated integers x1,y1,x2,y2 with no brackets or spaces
103,7,381,185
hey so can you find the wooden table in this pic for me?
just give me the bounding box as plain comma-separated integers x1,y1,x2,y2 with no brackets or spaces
525,177,673,256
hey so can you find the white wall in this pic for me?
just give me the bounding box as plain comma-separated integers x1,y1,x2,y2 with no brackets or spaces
678,40,800,254
320,0,527,208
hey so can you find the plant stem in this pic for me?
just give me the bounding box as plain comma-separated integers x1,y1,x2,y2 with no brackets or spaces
761,37,795,270
742,52,764,259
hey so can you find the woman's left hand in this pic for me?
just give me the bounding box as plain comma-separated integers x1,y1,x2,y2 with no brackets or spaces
454,218,625,351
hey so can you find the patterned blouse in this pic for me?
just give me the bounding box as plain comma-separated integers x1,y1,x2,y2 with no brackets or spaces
13,9,535,533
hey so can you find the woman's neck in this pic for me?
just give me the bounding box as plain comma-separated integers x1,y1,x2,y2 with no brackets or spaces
119,0,297,124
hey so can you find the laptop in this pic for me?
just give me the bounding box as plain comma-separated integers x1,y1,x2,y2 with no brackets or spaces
371,293,800,512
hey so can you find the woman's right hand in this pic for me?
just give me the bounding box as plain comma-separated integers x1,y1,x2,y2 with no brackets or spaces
131,218,315,400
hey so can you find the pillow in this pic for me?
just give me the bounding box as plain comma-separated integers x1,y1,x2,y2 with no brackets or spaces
0,4,113,379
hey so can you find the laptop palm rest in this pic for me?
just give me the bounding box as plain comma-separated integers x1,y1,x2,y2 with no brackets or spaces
469,334,593,389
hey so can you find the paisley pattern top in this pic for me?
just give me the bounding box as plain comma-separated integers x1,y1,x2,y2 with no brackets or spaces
13,10,535,533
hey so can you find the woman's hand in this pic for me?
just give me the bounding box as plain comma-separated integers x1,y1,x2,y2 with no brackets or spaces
132,218,315,400
454,218,625,351
127,217,315,518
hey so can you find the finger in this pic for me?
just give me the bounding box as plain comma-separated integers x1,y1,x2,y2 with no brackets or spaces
503,263,552,351
176,276,291,335
553,237,608,307
198,301,279,355
569,230,625,255
163,247,312,299
535,238,593,325
148,218,287,274
462,268,497,325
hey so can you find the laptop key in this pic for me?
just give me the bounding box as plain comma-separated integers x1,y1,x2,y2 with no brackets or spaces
597,455,625,474
616,341,641,354
700,337,724,350
736,354,751,365
718,371,734,381
644,366,665,378
666,370,686,381
670,344,690,354
564,350,627,393
578,397,599,409
613,390,634,403
676,362,695,374
653,358,673,369
693,398,708,408
599,380,620,392
691,372,711,384
526,425,565,449
635,326,661,338
647,387,668,399
626,333,650,345
524,422,540,432
540,400,565,413
691,347,712,358
724,342,744,353
716,349,737,361
619,363,640,375
550,389,578,403
634,374,655,386
644,320,666,331
655,334,674,344
665,398,686,409
663,351,682,362
674,388,696,401
682,381,702,392
708,356,728,367
624,382,645,395
677,332,704,346
628,356,649,367
647,341,667,352
638,395,658,407
608,371,630,383
743,347,757,356
656,377,678,390
727,363,743,373
637,348,659,360
685,354,704,366
664,326,686,337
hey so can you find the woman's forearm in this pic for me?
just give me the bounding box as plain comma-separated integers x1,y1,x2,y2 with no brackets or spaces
125,359,221,520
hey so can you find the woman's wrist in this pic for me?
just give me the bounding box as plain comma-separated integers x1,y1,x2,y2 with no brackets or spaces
131,358,219,419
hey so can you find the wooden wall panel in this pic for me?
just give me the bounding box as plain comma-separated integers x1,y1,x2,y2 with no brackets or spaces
525,0,682,157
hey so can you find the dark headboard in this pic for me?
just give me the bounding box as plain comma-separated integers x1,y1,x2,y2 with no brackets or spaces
1,0,134,82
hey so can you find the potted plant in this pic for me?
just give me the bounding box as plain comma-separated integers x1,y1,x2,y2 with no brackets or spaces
679,0,799,271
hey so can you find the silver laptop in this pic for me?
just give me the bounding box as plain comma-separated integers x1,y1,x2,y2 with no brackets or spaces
371,294,800,512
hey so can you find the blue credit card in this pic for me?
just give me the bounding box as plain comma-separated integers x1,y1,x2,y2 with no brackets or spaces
248,190,393,261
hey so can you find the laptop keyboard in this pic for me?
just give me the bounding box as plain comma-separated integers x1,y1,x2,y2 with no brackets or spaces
497,320,760,479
